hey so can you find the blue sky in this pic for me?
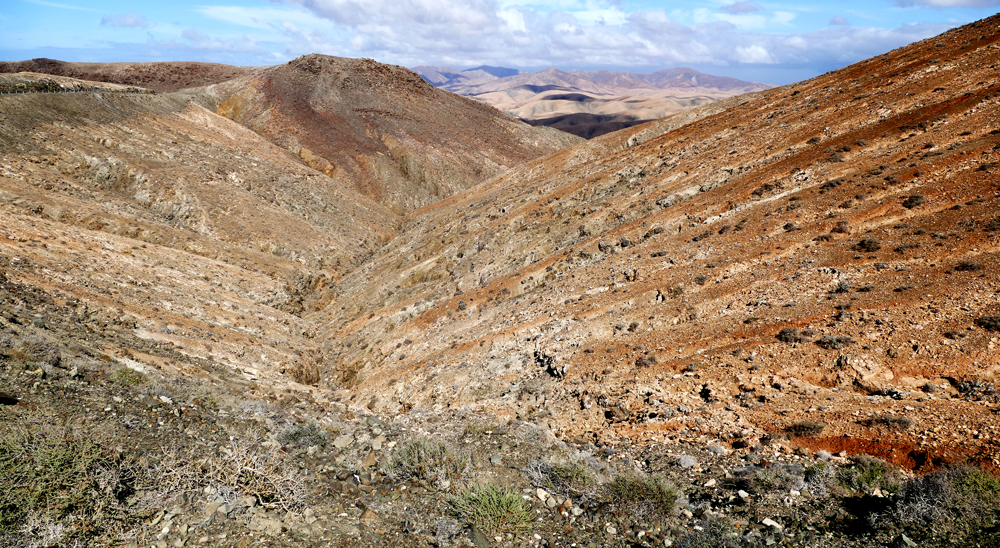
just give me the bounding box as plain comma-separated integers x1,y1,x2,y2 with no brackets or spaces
2,0,998,84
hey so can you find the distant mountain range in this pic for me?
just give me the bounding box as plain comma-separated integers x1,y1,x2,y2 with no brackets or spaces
412,65,773,138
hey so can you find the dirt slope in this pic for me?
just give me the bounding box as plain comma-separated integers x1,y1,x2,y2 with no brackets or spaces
0,58,257,93
207,55,580,213
0,80,398,389
321,16,1000,467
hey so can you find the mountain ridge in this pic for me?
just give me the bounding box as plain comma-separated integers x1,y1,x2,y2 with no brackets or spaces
412,64,773,138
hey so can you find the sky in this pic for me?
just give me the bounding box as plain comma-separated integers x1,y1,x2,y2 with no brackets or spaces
2,0,998,85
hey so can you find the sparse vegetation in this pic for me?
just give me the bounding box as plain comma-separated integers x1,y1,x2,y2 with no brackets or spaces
954,260,983,272
672,517,760,548
863,414,913,430
853,238,881,252
738,464,802,494
975,315,1000,332
111,367,146,385
605,474,678,520
837,455,902,495
816,335,854,349
277,421,329,447
0,422,137,545
902,195,926,209
450,484,533,539
382,437,470,488
786,420,825,438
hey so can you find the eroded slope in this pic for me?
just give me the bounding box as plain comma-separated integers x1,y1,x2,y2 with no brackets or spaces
208,55,581,213
0,84,395,388
321,17,1000,468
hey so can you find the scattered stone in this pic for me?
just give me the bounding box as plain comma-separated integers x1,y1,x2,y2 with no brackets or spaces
333,434,353,449
738,490,750,500
706,444,728,455
470,524,491,547
675,455,698,469
546,496,558,509
359,508,381,526
761,518,783,530
489,454,502,465
536,488,550,501
248,515,283,535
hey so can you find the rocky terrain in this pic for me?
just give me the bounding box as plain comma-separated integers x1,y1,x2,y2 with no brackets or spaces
413,66,772,138
0,58,258,93
1,13,1000,548
206,55,579,213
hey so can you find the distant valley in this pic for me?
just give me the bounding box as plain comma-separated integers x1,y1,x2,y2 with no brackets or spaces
412,64,772,138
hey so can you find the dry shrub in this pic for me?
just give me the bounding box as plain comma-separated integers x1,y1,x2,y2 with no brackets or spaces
786,421,825,438
874,466,1000,543
853,239,881,252
137,436,306,512
605,474,678,520
288,361,320,385
527,459,597,504
381,437,471,489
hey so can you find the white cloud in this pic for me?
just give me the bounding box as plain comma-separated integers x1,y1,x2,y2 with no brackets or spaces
829,16,850,26
100,13,149,28
735,44,774,63
242,0,961,80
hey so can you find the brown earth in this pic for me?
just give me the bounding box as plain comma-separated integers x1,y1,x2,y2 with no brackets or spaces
205,55,580,213
0,58,257,93
2,14,1000,548
320,15,1000,468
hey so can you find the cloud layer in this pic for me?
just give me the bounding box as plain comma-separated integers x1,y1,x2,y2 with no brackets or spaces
277,0,956,74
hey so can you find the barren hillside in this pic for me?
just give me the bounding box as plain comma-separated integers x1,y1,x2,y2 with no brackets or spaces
207,55,580,213
2,15,1000,548
324,16,1000,470
0,58,257,93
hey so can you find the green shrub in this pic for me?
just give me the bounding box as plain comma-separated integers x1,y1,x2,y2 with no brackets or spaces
606,474,678,520
382,437,470,488
450,484,533,539
0,423,135,544
110,367,146,385
837,455,902,494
